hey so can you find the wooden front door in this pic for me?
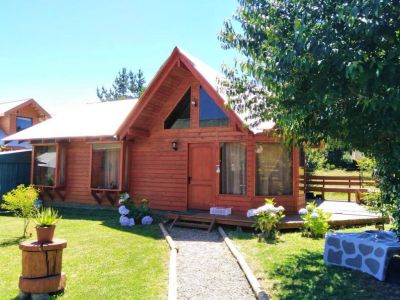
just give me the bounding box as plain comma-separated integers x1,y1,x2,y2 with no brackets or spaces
188,143,215,210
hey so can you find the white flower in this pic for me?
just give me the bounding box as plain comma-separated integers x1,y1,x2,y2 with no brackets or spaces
277,206,285,212
119,216,130,226
298,208,308,215
123,192,130,200
310,212,319,219
141,216,153,225
247,209,257,218
306,204,313,212
118,205,130,215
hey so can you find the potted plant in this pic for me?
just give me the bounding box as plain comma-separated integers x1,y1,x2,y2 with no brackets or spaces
34,207,61,243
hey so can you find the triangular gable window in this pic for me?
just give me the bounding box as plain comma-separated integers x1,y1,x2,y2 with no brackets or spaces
199,87,229,127
164,88,191,129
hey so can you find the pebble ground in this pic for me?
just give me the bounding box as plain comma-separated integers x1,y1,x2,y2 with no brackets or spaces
170,227,255,300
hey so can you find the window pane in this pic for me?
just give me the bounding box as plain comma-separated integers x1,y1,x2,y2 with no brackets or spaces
200,87,229,127
16,117,33,132
91,144,121,189
220,143,247,195
34,145,56,186
164,88,191,129
256,143,292,196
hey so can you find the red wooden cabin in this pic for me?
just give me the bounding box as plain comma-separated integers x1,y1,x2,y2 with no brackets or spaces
4,48,305,214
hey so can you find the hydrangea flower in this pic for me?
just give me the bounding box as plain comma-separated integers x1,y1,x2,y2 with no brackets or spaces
310,212,319,219
277,206,285,212
247,209,258,218
128,218,135,226
118,205,130,215
298,208,308,215
306,204,313,211
141,216,153,225
119,215,130,226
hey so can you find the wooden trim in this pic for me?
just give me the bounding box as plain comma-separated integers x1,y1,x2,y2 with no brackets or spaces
117,49,181,137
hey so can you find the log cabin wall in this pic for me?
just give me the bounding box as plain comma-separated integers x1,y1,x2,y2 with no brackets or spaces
126,65,304,214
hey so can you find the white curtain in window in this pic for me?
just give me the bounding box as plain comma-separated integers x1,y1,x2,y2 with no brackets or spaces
221,143,247,195
256,143,292,195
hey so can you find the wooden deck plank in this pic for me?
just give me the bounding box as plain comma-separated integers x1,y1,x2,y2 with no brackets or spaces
166,201,387,230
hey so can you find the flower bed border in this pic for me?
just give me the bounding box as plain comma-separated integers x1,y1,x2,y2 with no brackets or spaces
218,226,269,300
159,223,178,300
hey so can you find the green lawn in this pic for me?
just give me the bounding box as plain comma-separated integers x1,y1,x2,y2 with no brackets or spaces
229,226,400,300
0,208,168,299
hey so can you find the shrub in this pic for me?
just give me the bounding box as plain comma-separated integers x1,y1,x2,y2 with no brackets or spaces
299,202,331,238
248,198,285,241
1,185,39,237
356,156,376,175
118,193,152,225
305,149,327,174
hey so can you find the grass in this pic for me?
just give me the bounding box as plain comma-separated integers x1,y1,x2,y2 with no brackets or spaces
312,169,373,201
0,208,168,299
229,226,400,300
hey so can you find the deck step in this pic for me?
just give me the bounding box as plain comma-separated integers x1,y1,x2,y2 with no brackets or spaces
174,221,211,230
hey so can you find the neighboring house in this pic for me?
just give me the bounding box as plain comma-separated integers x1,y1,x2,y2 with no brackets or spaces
0,98,50,149
3,47,305,214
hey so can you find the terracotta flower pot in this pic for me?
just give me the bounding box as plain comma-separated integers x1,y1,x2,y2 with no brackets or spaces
36,226,56,243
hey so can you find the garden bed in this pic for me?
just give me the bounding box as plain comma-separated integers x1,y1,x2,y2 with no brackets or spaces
0,207,168,299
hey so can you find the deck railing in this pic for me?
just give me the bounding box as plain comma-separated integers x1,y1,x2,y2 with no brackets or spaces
303,175,376,202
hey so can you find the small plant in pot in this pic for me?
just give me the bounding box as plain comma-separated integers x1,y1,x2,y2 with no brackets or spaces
34,207,61,243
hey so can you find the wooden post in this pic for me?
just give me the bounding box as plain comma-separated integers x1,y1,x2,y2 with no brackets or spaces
159,223,178,300
348,178,351,202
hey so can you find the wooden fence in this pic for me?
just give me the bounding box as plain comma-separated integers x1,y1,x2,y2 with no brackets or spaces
303,175,376,202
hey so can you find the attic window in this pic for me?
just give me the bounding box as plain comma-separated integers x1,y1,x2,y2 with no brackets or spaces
199,87,229,127
164,88,191,129
16,117,33,132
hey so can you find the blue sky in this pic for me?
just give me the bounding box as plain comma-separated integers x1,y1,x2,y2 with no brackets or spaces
0,0,238,114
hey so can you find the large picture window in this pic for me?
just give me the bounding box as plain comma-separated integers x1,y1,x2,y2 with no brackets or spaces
255,143,292,196
199,87,229,127
33,145,57,186
220,142,247,195
164,88,191,129
91,144,121,190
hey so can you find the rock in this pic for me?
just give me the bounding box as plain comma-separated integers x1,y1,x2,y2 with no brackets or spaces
365,258,380,274
374,247,385,257
345,254,362,268
327,237,341,249
342,240,356,254
359,244,373,256
327,249,343,264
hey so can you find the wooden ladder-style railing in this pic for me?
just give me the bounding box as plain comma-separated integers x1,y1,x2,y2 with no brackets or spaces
303,175,376,202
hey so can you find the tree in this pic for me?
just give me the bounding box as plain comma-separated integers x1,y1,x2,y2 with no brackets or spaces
97,68,146,101
220,1,400,230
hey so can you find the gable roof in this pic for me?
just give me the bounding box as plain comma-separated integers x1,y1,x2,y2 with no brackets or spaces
117,47,274,137
0,98,50,118
3,100,138,142
4,47,273,143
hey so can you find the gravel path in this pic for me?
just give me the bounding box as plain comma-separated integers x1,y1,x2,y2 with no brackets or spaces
170,227,255,300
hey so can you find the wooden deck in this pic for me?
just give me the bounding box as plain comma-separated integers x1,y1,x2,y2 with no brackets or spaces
166,201,387,230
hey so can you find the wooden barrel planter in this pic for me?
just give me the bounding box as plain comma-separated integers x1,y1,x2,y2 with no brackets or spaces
19,239,67,295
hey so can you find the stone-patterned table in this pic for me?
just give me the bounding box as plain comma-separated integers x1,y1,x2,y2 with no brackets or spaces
324,231,400,281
